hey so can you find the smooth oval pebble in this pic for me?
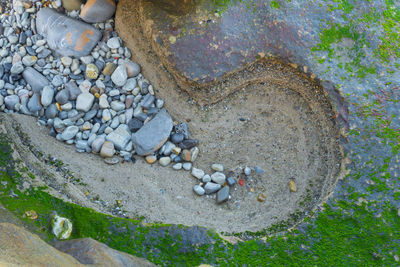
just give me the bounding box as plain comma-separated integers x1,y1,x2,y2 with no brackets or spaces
159,157,171,167
211,163,224,172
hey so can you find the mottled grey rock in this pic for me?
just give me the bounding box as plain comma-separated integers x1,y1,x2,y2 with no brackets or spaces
111,65,127,87
106,124,131,151
204,182,221,195
65,81,81,100
216,186,229,204
10,62,24,74
23,67,49,93
211,172,226,185
41,86,54,107
52,75,63,87
55,89,70,105
80,0,116,23
60,126,79,141
36,8,101,57
132,109,173,156
193,185,205,196
211,164,224,172
4,95,19,110
76,92,94,112
91,137,105,153
27,93,42,113
140,94,155,109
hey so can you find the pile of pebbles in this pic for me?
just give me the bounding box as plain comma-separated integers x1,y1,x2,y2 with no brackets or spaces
0,0,267,204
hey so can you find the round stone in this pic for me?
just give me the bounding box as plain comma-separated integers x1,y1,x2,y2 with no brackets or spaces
211,163,224,172
22,55,37,67
211,172,226,185
41,86,54,107
76,92,95,112
171,133,184,144
145,155,157,164
60,126,79,141
55,90,70,105
100,141,114,158
85,63,99,79
61,57,73,66
202,174,211,183
107,37,120,49
124,61,141,77
159,157,171,167
183,162,192,171
172,163,182,170
80,0,116,23
4,95,19,110
244,166,251,176
191,168,205,179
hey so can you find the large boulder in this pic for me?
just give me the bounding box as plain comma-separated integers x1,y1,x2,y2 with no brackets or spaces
36,8,101,57
55,238,156,266
0,223,83,266
132,109,173,156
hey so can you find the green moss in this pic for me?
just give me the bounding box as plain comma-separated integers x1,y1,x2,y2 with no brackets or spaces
270,1,280,9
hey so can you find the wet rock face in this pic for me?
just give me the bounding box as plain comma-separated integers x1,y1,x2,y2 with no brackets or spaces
36,8,101,57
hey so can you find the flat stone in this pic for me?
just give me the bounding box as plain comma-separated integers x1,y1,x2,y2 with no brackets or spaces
193,185,205,196
60,126,79,141
211,172,226,185
191,168,204,179
128,118,143,133
4,95,19,110
27,93,42,113
110,101,125,112
159,157,171,166
211,163,224,172
124,61,140,77
111,65,127,87
22,67,49,93
216,186,229,204
104,156,119,165
204,182,221,195
36,8,101,57
65,81,81,100
85,63,99,79
178,139,199,150
132,109,173,156
41,86,54,107
106,124,131,150
80,0,116,23
55,89,70,105
76,92,94,112
100,141,114,158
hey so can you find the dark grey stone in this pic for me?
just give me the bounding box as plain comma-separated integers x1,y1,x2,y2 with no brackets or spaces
128,118,143,133
132,109,173,156
22,67,49,93
27,93,42,113
55,89,70,105
204,182,221,195
45,104,58,119
216,186,229,204
171,133,184,144
174,122,189,139
65,81,81,100
178,139,199,150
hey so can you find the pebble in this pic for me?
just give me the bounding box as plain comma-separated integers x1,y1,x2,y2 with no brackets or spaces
145,155,157,164
62,0,83,12
128,118,143,133
105,124,131,150
55,90,70,105
4,95,20,110
193,185,205,196
244,166,251,176
107,37,120,49
124,61,140,77
80,0,116,23
211,163,224,172
27,93,42,113
179,139,199,150
85,63,99,79
100,141,114,158
172,163,182,170
10,62,24,74
190,146,199,162
91,137,105,153
22,55,37,67
216,186,229,204
181,149,191,161
191,168,205,179
159,157,171,166
183,162,192,171
254,166,263,174
171,133,184,144
289,180,297,192
211,172,226,185
257,193,267,202
204,182,221,195
172,146,181,155
76,92,94,112
104,156,119,165
227,177,236,186
202,174,211,183
60,126,79,141
111,65,127,87
61,57,73,66
102,62,117,76
41,86,54,107
65,81,81,100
